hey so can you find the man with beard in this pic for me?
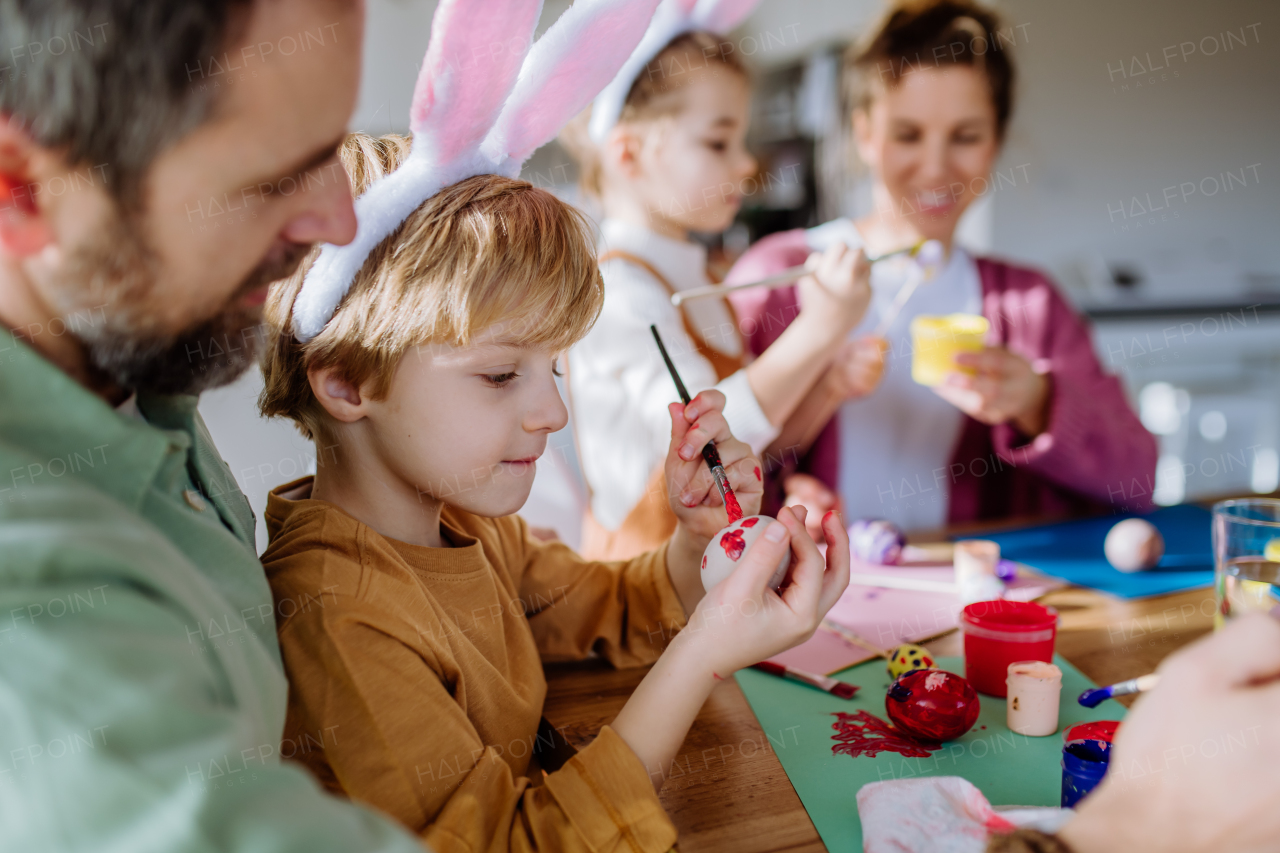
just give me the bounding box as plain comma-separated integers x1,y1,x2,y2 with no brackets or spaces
0,1,422,849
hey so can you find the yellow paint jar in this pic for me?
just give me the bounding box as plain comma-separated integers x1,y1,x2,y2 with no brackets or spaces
910,313,990,386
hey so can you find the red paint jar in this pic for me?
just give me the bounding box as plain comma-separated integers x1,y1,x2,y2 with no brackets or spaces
961,600,1058,697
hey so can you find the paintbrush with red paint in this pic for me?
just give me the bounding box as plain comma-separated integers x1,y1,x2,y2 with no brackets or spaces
650,325,743,522
750,661,859,699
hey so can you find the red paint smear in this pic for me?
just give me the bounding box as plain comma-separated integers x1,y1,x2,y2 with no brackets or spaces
984,814,1018,833
831,710,941,759
723,489,743,523
720,530,746,561
701,556,707,570
754,466,761,481
740,517,760,528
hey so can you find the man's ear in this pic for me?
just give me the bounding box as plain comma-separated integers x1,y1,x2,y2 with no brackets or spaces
308,366,371,423
0,119,55,257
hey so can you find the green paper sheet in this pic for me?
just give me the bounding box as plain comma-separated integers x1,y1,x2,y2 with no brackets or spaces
735,655,1126,850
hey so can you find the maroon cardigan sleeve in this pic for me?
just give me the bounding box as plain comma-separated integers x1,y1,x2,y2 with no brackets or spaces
946,259,1157,522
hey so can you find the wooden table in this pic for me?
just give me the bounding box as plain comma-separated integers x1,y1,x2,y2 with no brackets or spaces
542,541,1218,853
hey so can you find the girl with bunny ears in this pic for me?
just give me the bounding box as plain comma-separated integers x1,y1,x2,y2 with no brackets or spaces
562,0,877,560
257,2,851,849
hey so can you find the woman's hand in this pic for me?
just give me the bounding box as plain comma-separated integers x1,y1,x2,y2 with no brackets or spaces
796,243,873,337
665,390,762,542
678,506,851,678
824,335,888,401
932,347,1051,437
1058,612,1280,853
784,473,841,542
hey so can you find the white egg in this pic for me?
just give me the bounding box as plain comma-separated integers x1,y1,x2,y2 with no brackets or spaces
701,515,792,591
1104,518,1165,572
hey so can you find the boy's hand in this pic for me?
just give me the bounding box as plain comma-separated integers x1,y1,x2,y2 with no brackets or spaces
676,507,851,677
664,390,762,543
796,243,872,336
825,335,888,400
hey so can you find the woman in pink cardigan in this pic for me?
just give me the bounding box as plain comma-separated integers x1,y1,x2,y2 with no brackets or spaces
728,0,1156,530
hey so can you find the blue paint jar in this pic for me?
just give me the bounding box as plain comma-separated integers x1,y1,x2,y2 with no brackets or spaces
1061,721,1120,808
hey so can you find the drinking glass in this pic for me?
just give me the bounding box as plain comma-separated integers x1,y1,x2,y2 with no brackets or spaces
1212,498,1280,628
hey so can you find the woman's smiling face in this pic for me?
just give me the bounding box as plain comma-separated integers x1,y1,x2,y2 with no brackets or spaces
855,65,1002,243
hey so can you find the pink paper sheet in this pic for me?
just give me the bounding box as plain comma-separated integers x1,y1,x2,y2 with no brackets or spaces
769,558,1062,676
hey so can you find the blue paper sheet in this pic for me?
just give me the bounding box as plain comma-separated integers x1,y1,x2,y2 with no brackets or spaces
974,505,1214,599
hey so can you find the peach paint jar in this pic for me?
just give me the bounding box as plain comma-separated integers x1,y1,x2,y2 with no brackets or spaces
955,539,1000,583
1006,660,1063,736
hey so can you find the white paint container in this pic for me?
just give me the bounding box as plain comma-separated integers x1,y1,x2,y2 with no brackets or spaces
1006,660,1063,736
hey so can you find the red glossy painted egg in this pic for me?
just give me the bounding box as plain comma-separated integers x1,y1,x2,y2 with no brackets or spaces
885,669,980,742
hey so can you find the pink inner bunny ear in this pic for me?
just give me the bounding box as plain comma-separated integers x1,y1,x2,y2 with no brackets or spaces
694,0,761,34
483,0,663,168
409,0,544,165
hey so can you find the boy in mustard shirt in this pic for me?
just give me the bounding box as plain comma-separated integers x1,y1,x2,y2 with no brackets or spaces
257,132,851,853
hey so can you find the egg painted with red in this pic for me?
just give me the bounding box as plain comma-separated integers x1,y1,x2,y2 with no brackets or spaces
885,669,980,742
701,515,791,592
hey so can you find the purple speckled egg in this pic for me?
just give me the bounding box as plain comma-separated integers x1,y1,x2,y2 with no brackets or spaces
849,518,906,565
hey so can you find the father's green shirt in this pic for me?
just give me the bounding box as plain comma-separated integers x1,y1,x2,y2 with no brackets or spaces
0,328,422,852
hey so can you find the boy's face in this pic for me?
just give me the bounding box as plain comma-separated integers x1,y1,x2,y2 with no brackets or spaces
364,323,568,517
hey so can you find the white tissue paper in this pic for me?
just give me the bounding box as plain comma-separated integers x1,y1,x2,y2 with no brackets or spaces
857,777,1074,853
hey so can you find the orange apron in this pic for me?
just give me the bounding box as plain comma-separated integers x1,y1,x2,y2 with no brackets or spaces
577,250,744,561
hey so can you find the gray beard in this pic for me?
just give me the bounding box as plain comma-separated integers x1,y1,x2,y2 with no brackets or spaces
56,211,307,397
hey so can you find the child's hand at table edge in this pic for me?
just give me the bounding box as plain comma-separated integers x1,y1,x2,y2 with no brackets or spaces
663,389,762,614
783,473,841,542
674,506,850,678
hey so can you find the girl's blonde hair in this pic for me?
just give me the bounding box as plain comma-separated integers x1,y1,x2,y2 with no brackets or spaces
260,132,604,441
560,31,749,198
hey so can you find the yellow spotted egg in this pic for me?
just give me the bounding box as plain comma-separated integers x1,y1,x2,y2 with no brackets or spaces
886,644,937,679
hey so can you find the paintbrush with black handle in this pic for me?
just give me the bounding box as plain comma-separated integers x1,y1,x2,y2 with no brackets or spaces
649,325,743,522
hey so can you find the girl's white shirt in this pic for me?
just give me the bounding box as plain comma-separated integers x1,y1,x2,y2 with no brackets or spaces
569,219,777,530
805,219,983,532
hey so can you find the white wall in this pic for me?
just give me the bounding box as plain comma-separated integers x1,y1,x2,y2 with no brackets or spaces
989,0,1277,294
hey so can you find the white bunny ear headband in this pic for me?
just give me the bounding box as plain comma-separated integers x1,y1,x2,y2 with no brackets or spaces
587,0,762,145
292,0,664,343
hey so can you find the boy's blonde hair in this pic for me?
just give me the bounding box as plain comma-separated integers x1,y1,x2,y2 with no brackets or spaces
260,132,604,441
561,31,749,198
